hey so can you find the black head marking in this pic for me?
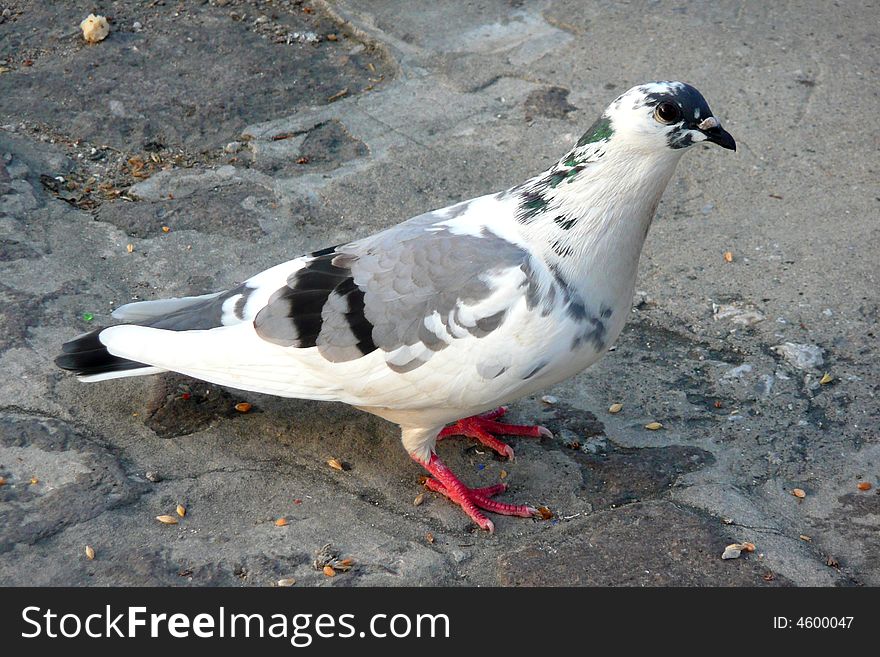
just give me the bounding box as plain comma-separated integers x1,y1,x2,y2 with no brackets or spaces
638,82,720,150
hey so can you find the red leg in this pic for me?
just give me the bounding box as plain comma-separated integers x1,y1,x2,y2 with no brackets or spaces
437,406,552,459
418,453,538,532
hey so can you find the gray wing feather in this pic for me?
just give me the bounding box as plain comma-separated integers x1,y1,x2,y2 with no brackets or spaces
255,208,535,370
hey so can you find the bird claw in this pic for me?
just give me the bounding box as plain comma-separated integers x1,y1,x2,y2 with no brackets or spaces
418,454,536,531
437,406,550,460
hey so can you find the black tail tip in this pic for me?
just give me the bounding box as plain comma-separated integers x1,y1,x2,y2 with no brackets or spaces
56,327,147,377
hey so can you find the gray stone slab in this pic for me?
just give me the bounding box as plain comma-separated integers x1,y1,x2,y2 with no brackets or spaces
0,0,876,586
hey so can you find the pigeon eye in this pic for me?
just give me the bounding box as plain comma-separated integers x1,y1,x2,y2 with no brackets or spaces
654,102,681,124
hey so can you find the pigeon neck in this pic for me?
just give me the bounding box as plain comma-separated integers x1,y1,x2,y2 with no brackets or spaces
515,142,684,299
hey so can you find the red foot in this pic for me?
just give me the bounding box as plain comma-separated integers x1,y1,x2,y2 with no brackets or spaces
418,453,537,532
437,406,552,459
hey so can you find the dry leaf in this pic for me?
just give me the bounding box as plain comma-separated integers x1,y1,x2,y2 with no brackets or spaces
857,482,872,491
819,372,833,385
323,565,336,577
275,517,289,527
645,421,663,430
277,578,296,587
741,542,756,553
176,504,186,518
723,251,734,263
0,477,6,486
155,515,179,525
608,403,623,414
792,488,806,499
327,458,344,471
85,545,95,560
234,402,252,413
537,506,553,520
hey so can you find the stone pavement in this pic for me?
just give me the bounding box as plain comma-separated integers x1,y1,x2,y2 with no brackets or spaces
0,0,877,586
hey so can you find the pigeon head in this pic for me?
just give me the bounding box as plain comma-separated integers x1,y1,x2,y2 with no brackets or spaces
600,81,736,153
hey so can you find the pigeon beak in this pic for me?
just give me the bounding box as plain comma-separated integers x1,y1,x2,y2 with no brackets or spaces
700,121,736,151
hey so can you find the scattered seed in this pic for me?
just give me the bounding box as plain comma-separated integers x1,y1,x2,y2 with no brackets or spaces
799,535,812,542
176,504,186,518
608,402,623,414
235,402,252,413
413,492,425,506
721,544,742,560
275,517,289,527
323,565,336,577
763,572,777,581
326,33,338,41
713,400,723,409
30,477,38,485
161,225,170,233
537,506,553,520
425,532,435,544
155,515,178,525
80,14,110,44
645,422,663,431
145,471,161,483
857,482,872,491
85,545,95,560
150,152,161,164
327,88,349,102
296,156,309,164
126,243,134,253
769,193,784,200
499,470,507,479
819,372,833,385
327,458,344,471
792,488,806,499
541,395,558,404
723,251,734,263
277,577,296,587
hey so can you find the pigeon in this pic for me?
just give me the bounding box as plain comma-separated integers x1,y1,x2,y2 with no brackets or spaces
56,81,735,532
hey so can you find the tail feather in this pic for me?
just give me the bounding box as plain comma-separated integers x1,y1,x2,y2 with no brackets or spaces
56,286,250,382
55,328,159,380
